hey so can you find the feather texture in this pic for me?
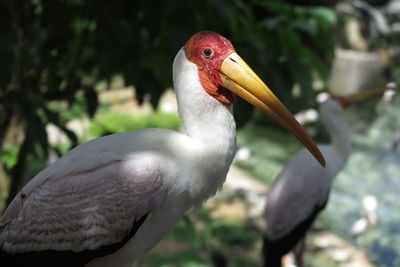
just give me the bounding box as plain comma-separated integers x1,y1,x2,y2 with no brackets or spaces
0,133,166,253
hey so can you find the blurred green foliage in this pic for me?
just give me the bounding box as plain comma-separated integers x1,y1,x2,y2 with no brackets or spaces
143,250,210,267
46,95,109,122
207,220,258,249
143,207,260,266
87,112,181,138
0,147,20,170
167,217,203,247
236,124,302,184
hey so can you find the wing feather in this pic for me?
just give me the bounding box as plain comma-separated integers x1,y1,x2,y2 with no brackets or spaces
0,151,164,254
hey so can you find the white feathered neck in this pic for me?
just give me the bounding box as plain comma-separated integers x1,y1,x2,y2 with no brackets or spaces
173,48,236,164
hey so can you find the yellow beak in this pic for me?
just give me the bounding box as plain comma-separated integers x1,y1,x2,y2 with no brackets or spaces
220,52,325,167
346,87,397,102
331,86,399,108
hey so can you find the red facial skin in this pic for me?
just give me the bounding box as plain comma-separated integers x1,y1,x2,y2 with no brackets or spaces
330,95,351,108
184,31,237,105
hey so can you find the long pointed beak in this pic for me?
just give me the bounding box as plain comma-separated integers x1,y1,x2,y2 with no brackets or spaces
346,87,397,102
220,52,325,167
331,86,399,108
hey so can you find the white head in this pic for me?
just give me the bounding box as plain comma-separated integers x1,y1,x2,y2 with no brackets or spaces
317,92,347,119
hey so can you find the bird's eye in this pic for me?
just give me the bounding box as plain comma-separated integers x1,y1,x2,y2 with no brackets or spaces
203,48,213,58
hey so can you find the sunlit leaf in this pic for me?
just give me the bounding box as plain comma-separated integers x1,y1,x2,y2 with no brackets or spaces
308,7,337,26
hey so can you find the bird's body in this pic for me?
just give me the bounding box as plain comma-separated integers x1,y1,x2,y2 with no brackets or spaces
263,96,351,267
0,47,236,267
0,31,324,267
1,128,233,267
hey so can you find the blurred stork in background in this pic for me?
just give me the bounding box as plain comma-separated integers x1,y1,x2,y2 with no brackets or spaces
262,88,388,267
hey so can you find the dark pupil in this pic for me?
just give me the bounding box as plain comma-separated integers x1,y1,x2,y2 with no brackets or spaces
203,49,212,57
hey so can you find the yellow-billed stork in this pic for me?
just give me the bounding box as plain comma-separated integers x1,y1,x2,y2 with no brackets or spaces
0,31,324,267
